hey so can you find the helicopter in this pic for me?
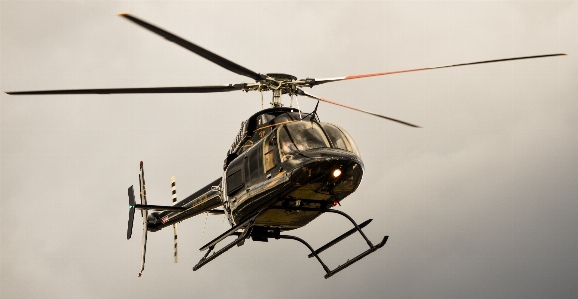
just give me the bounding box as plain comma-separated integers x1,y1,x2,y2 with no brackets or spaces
6,13,566,279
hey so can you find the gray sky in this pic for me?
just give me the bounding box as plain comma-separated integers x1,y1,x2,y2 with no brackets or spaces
1,1,577,298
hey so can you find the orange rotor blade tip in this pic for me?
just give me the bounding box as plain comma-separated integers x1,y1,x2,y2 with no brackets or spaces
118,12,128,16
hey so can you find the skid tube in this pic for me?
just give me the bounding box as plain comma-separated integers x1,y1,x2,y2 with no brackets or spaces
269,207,389,279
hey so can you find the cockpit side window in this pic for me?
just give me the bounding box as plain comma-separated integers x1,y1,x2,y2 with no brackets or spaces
263,129,278,173
319,123,360,155
319,123,351,151
320,123,350,151
336,124,360,155
278,126,297,162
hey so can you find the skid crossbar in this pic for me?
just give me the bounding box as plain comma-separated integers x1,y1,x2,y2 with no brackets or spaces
307,218,372,258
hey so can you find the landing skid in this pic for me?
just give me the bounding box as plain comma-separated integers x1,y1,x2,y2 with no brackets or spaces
192,207,388,278
270,207,388,279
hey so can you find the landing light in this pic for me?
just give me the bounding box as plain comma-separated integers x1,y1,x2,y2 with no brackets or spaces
332,169,342,178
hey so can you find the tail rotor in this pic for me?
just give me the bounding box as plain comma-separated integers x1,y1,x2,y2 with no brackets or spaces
125,161,222,276
138,161,148,277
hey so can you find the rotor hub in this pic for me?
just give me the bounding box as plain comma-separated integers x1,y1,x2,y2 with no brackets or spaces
265,73,297,81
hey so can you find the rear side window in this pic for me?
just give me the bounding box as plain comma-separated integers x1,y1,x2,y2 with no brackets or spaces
226,169,243,195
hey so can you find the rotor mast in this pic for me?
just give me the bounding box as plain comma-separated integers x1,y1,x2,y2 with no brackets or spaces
265,73,297,108
271,89,283,107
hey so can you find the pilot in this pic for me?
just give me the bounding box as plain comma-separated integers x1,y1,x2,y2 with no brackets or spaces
281,140,297,154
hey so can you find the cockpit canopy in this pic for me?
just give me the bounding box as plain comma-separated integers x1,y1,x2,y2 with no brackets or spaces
277,121,359,160
224,108,360,170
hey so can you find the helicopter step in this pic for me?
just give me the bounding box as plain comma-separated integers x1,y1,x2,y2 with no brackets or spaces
193,213,259,271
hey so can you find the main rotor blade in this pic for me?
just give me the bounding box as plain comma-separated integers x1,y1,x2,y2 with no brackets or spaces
118,13,265,81
309,53,566,86
6,84,245,95
296,89,420,128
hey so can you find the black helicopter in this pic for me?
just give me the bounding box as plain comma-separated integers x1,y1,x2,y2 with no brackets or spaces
6,14,565,279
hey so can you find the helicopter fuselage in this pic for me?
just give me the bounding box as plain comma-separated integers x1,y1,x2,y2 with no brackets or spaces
148,107,364,233
224,139,363,231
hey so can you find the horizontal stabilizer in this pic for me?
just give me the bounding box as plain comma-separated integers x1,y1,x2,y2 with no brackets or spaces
134,204,186,212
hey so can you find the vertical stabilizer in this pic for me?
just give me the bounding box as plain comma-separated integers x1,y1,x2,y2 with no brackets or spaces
127,186,136,239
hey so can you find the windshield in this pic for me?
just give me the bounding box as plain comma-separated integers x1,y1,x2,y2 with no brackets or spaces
279,122,329,155
277,121,359,159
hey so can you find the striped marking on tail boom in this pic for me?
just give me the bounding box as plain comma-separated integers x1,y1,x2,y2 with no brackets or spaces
171,176,178,263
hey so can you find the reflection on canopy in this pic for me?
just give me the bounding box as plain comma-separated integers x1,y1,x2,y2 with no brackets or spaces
278,122,359,160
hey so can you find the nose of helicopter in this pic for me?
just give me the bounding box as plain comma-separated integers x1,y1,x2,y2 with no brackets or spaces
288,148,364,202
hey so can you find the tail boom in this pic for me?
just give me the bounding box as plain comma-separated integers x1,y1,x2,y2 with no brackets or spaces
146,177,223,232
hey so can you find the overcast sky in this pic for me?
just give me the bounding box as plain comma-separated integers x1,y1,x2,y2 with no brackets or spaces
1,1,577,298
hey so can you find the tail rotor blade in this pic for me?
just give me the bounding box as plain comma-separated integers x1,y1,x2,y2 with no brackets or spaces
173,223,178,264
296,89,420,128
138,161,148,277
139,162,147,207
139,210,148,277
171,176,178,263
